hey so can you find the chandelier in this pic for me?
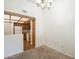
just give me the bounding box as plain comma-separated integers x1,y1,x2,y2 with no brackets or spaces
36,0,54,9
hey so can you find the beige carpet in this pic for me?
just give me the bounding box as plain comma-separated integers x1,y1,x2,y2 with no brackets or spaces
5,46,74,59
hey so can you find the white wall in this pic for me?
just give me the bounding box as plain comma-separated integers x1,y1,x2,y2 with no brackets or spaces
4,0,45,48
43,0,75,57
4,34,23,57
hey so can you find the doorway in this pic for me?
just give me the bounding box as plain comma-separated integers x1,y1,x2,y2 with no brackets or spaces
4,11,36,51
22,19,35,50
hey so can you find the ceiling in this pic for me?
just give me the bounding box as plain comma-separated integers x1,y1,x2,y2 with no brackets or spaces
26,0,36,4
4,11,30,23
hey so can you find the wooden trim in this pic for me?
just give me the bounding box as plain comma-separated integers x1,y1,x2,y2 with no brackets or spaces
4,18,25,22
4,21,13,23
13,23,15,34
9,15,11,22
17,17,22,23
31,19,35,46
4,18,21,21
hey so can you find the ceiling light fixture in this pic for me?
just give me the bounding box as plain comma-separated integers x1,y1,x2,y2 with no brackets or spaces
36,0,54,9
